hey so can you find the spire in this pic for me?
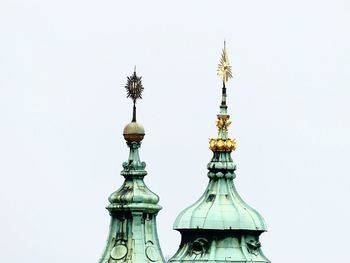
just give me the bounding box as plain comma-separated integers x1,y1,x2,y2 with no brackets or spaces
210,41,235,150
98,69,165,263
170,43,270,263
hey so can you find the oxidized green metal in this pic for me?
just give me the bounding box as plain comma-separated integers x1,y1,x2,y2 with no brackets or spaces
169,44,270,263
98,70,165,263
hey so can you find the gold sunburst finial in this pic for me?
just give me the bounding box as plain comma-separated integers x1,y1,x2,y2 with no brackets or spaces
217,41,233,85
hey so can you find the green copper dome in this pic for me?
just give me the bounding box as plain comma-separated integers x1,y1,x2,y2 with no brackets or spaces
173,167,267,231
98,69,165,263
169,43,270,263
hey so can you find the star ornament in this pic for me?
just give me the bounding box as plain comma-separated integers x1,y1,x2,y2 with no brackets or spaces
217,46,233,84
125,71,144,102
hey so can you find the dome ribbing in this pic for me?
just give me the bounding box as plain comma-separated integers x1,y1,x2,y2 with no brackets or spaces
170,43,270,263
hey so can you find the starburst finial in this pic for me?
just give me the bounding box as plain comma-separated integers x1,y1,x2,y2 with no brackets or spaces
125,68,144,122
217,41,233,85
209,42,237,152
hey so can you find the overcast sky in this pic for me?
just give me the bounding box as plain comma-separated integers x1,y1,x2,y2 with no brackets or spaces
0,0,349,262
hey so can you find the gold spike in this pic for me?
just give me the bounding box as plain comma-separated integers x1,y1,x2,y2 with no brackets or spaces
217,41,233,84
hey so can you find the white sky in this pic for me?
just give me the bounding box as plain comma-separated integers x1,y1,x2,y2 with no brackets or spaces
0,0,349,262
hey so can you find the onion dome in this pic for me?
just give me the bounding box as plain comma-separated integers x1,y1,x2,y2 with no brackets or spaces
173,110,266,231
98,68,165,263
170,43,270,263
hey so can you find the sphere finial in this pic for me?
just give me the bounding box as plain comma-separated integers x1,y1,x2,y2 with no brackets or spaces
123,68,145,142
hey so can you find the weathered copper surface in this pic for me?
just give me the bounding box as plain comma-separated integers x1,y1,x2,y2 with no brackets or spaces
98,70,165,263
170,44,270,263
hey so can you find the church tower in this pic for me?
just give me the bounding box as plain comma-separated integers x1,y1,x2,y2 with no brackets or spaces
98,69,165,263
169,44,270,262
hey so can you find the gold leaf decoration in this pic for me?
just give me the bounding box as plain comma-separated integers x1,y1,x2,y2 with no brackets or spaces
217,42,233,84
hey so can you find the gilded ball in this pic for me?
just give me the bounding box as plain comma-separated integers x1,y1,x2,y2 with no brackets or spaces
123,122,145,142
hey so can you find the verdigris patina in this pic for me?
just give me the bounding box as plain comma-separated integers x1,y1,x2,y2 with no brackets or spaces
98,69,165,263
169,43,270,263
